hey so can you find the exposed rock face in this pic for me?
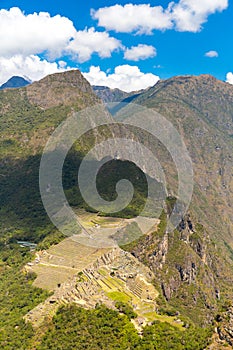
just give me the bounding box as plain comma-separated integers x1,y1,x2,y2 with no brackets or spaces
176,261,197,284
26,70,99,109
143,232,169,271
126,213,233,325
209,306,233,348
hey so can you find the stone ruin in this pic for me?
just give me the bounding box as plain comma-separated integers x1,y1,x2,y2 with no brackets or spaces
24,246,158,328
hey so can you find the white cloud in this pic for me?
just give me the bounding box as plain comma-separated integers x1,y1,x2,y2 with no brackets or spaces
0,7,76,58
205,50,219,58
92,4,173,34
92,1,228,33
226,72,233,84
171,0,228,32
0,7,122,64
0,7,125,83
0,54,71,85
124,44,157,61
83,65,160,92
66,27,122,63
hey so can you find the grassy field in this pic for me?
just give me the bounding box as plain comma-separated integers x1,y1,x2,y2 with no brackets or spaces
76,209,125,228
29,238,110,290
31,264,80,290
107,291,131,303
143,311,184,330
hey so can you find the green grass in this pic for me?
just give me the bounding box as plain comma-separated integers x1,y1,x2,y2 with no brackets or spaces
143,312,184,330
29,238,109,290
107,291,131,303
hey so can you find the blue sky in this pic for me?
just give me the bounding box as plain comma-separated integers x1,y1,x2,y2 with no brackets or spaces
0,0,232,91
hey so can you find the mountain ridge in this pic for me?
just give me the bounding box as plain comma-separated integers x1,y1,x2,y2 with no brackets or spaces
126,73,233,242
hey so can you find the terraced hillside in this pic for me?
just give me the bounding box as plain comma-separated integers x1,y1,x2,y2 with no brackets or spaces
25,244,183,331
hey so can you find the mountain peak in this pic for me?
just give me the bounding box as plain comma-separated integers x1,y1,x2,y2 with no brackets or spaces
36,69,92,90
145,73,230,98
0,76,31,90
161,74,221,85
26,69,98,109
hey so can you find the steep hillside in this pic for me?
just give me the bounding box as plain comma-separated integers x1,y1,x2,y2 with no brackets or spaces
112,74,233,334
128,75,233,246
0,70,151,242
93,85,144,103
0,70,99,155
0,70,100,243
93,85,131,103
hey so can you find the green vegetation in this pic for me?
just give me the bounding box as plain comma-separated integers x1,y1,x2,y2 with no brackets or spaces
0,245,49,350
139,321,212,350
115,301,137,320
36,231,65,251
1,71,233,349
166,196,177,216
38,304,139,350
0,154,57,244
37,304,212,350
107,291,131,304
1,145,161,247
121,209,167,252
158,306,178,317
64,156,164,219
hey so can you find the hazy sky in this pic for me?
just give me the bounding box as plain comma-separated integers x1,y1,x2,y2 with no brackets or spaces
0,0,232,91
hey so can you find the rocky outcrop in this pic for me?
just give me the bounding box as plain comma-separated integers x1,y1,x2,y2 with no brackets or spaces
26,70,99,109
216,307,233,347
125,212,233,325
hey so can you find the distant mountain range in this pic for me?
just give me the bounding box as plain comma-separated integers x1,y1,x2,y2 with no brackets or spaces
0,76,31,90
92,85,147,103
1,75,141,99
93,85,133,103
